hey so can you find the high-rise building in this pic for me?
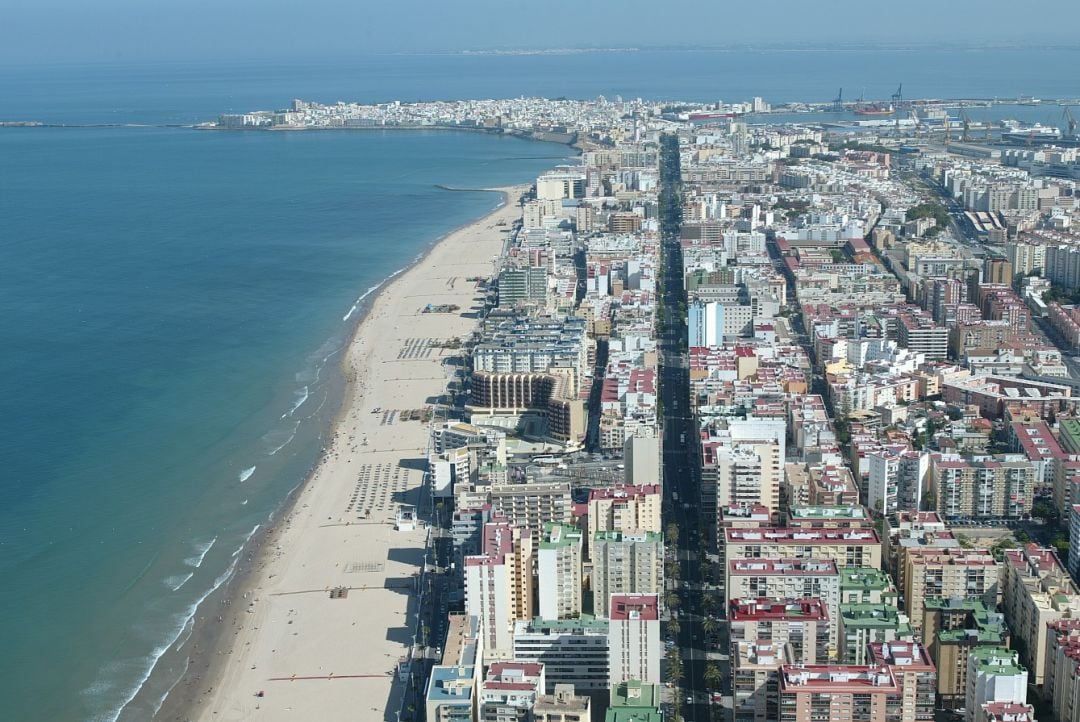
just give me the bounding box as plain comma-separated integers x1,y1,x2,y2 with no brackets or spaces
921,596,1009,709
964,647,1028,722
587,485,663,548
778,664,902,722
867,450,929,517
538,523,583,620
901,548,999,637
489,481,572,547
1001,544,1080,684
726,559,840,630
608,594,661,687
512,616,609,693
465,519,535,661
688,301,724,347
592,530,663,618
932,457,1035,519
728,598,832,665
868,642,936,722
838,603,914,665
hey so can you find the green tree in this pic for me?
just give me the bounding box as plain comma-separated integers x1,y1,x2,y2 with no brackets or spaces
704,663,722,691
702,616,719,636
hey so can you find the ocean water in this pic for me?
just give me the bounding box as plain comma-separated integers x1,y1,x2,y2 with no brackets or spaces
0,126,566,721
1,46,1078,721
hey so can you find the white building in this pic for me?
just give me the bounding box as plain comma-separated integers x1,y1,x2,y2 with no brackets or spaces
688,301,723,348
512,617,610,693
608,593,661,687
537,523,583,620
965,647,1029,722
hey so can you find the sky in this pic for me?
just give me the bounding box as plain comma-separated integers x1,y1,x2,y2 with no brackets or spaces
4,0,1080,65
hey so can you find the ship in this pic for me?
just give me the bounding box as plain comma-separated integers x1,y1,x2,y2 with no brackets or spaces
687,111,739,120
853,102,895,116
1000,123,1063,144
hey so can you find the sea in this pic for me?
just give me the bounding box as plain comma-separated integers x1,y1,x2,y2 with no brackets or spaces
1,45,1079,722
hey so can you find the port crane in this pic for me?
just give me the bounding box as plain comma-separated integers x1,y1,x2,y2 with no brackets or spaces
959,110,972,143
832,88,844,113
1064,107,1078,139
891,84,903,109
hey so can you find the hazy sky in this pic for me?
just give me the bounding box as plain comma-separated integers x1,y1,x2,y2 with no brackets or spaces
4,0,1079,65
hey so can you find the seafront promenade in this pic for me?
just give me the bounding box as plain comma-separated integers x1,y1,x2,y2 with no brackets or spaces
169,187,525,722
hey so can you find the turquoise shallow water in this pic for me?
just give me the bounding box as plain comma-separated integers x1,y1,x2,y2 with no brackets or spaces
0,126,564,721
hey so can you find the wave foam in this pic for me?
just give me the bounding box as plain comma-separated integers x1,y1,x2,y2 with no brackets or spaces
163,572,194,592
103,553,241,722
184,537,217,569
238,466,256,483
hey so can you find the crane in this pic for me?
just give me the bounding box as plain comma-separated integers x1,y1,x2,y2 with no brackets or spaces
959,110,972,143
1064,107,1077,139
891,83,904,109
909,110,921,139
944,115,951,151
833,88,844,113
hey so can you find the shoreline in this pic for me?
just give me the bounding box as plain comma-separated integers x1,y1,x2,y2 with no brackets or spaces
150,184,525,722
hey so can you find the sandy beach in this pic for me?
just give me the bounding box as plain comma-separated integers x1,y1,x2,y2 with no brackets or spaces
158,185,525,722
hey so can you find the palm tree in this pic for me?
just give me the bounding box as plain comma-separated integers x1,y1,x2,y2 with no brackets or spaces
668,618,681,636
704,663,721,691
702,615,718,636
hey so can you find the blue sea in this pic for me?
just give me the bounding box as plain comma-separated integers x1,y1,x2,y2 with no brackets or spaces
1,46,1078,721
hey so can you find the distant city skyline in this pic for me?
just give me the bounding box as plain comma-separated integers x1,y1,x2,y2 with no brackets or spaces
5,0,1080,65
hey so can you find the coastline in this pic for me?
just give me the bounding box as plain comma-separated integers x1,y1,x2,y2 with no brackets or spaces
151,184,526,722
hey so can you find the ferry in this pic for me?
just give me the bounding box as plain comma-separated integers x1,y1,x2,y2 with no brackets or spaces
1000,123,1063,144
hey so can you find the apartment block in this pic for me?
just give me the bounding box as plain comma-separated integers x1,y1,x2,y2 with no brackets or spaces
533,685,592,722
727,559,840,626
778,664,902,722
902,548,999,637
606,681,662,722
607,594,661,687
538,523,583,620
840,567,899,607
965,647,1028,722
839,603,914,665
586,485,662,548
1043,619,1080,722
868,642,936,722
512,616,609,694
922,596,1009,708
723,527,882,573
478,662,545,722
489,481,572,547
592,530,663,618
427,666,478,722
729,597,832,665
1001,544,1080,685
932,457,1035,519
465,519,535,660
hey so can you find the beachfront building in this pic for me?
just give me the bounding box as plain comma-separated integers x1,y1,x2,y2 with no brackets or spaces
965,647,1029,722
465,519,535,661
488,481,572,548
512,617,610,694
538,523,583,620
533,684,592,722
426,665,479,722
608,594,661,687
591,530,663,618
478,662,545,722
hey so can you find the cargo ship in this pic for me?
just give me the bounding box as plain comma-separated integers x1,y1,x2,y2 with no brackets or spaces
853,102,895,116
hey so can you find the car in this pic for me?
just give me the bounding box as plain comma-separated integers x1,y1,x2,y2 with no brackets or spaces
685,696,693,705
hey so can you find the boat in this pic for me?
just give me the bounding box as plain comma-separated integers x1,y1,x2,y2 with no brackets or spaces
1000,123,1063,144
853,102,895,116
